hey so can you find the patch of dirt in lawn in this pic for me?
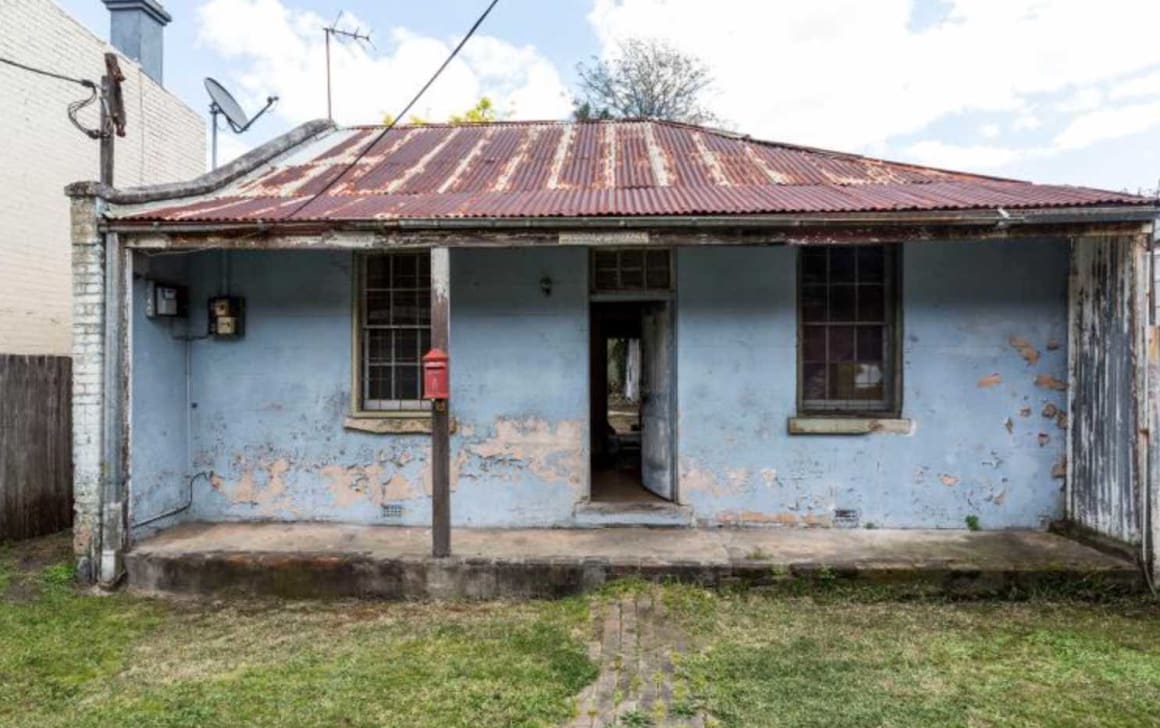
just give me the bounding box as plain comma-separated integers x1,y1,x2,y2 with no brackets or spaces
1,531,73,602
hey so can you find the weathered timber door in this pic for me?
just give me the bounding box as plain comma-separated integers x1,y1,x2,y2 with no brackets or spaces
640,301,674,500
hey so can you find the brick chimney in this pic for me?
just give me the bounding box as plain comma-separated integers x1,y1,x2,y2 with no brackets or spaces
102,0,171,84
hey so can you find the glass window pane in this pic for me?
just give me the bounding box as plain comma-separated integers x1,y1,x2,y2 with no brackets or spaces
829,362,862,400
829,285,856,321
858,284,885,322
852,363,884,400
367,365,391,401
801,249,827,284
366,256,390,288
830,248,856,282
395,365,420,400
620,265,644,289
802,362,827,401
392,254,419,288
801,285,826,322
365,329,391,364
829,326,855,362
858,246,885,282
802,326,826,361
392,290,420,325
646,249,670,289
395,329,420,363
365,290,390,323
857,326,884,361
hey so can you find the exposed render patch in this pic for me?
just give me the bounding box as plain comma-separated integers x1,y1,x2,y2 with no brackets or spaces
1009,336,1040,365
939,474,960,487
465,417,584,487
210,457,296,516
978,373,1002,388
1034,374,1067,391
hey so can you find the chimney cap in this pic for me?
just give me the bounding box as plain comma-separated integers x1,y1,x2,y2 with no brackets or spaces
102,0,171,26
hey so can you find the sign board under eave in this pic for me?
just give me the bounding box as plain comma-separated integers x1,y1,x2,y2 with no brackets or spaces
558,231,650,246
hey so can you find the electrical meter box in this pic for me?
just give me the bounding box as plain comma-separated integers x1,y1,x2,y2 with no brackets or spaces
208,296,245,339
145,281,187,318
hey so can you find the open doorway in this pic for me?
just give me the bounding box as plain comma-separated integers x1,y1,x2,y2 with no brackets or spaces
590,300,674,503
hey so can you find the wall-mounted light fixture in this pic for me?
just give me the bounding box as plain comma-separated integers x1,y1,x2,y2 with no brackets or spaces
540,276,553,297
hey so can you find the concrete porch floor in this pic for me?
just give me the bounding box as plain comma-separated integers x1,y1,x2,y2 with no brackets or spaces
126,522,1142,600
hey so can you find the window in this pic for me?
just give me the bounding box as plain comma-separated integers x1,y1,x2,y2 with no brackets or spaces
357,252,431,412
798,245,899,414
592,249,671,292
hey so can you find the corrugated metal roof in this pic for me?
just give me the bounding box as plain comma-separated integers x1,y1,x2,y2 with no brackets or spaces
116,119,1151,223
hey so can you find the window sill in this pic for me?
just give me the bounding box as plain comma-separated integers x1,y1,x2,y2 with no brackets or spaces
787,416,913,436
345,414,456,435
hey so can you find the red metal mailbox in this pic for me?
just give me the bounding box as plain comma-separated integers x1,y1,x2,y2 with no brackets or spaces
422,348,449,400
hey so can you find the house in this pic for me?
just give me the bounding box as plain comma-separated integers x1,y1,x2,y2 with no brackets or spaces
65,118,1160,587
0,0,204,356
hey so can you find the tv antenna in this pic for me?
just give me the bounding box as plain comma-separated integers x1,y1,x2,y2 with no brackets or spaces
204,77,277,169
323,12,373,121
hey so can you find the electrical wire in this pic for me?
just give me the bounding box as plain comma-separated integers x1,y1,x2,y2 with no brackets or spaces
282,0,501,223
0,54,92,86
1,55,105,138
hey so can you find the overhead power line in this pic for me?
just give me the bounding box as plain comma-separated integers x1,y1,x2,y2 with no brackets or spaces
0,55,93,87
285,0,501,222
0,55,105,138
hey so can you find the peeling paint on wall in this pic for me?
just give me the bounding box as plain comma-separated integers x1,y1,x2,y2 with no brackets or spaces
1009,336,1040,365
464,417,585,487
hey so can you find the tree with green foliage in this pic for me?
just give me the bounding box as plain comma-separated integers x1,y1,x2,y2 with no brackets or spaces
384,97,500,126
573,39,716,123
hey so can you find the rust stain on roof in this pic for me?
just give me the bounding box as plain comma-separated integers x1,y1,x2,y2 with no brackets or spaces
116,119,1153,224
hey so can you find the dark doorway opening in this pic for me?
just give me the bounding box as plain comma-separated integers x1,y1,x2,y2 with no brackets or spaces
589,300,674,503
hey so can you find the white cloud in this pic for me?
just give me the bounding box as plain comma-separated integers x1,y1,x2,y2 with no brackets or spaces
587,0,1160,153
902,140,1036,171
979,123,1000,139
1053,100,1160,149
1012,113,1042,131
1053,87,1103,113
1109,70,1160,100
195,0,571,129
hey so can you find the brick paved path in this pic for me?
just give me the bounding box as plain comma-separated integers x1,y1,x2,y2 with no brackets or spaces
563,591,708,727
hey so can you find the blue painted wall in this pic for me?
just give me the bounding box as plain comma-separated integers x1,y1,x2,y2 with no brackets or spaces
676,239,1070,529
129,248,589,528
129,252,190,537
127,239,1069,532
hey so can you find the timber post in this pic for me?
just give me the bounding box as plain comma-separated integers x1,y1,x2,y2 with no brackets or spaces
430,246,451,557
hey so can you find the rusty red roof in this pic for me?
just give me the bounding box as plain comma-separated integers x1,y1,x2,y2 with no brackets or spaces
117,119,1151,224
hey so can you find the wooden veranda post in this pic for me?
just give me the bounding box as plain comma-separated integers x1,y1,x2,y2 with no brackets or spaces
430,247,451,557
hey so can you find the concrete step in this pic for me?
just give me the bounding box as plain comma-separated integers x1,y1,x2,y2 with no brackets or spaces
572,500,695,528
123,523,1144,601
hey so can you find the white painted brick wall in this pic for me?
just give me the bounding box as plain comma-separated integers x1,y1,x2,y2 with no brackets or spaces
70,196,104,562
0,0,205,355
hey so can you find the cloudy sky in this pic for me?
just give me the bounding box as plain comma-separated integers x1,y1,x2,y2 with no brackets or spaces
60,0,1160,192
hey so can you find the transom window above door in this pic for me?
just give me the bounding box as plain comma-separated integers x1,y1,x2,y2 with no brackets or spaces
798,245,900,415
592,249,672,293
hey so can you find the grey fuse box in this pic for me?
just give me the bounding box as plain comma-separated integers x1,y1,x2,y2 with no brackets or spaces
145,281,188,318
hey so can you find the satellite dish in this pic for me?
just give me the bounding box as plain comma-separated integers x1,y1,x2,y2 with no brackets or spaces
205,77,250,131
204,77,278,168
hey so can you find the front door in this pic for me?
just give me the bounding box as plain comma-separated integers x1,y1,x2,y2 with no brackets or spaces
640,301,674,500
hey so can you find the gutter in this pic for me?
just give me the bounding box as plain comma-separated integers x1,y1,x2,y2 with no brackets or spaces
100,205,1159,235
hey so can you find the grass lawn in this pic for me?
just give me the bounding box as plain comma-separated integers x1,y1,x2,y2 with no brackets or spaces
2,533,1159,728
663,584,1160,728
0,533,596,728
